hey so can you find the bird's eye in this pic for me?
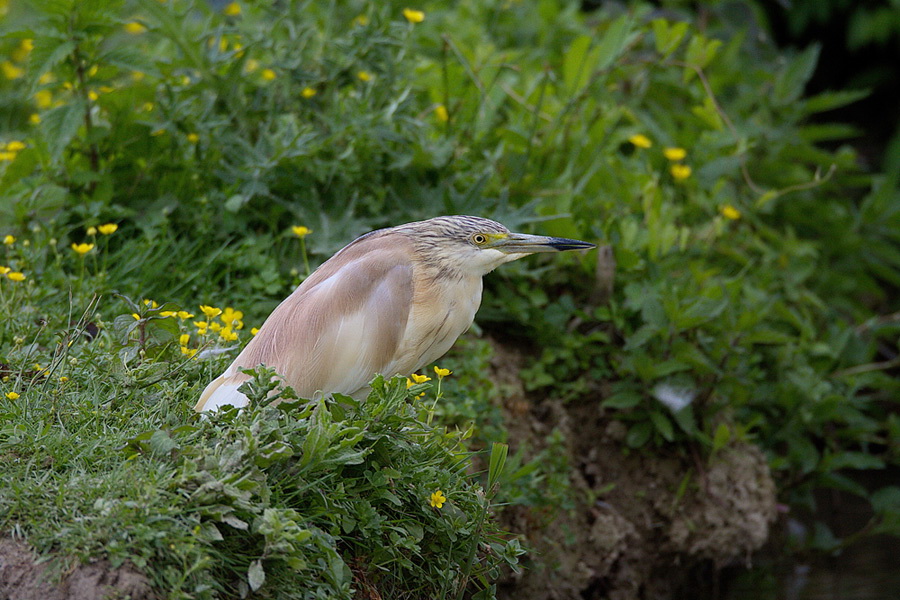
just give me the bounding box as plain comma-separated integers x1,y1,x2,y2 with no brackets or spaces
472,234,487,245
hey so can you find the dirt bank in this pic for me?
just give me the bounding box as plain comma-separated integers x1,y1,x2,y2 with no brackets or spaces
488,339,778,600
0,538,153,600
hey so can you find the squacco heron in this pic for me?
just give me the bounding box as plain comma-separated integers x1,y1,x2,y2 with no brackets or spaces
195,215,594,411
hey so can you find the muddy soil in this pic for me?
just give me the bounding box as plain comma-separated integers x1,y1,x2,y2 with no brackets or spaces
487,339,778,600
0,538,153,600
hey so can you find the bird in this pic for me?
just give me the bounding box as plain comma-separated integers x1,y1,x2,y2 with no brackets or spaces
195,215,594,411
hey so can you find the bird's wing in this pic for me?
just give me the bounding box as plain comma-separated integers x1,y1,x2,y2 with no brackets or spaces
195,246,414,412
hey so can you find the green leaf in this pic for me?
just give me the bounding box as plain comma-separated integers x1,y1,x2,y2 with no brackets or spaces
651,19,689,57
603,389,643,409
649,410,674,442
773,44,820,105
824,451,885,471
711,423,730,453
487,442,508,492
41,100,87,162
595,14,632,71
28,39,75,89
562,35,598,95
148,430,177,456
626,421,652,448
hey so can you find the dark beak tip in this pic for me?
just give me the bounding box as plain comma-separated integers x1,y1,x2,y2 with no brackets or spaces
551,238,596,251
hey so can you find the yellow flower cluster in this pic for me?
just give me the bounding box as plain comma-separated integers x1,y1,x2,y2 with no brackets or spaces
629,133,692,182
0,140,25,162
86,223,118,236
194,305,245,342
1,41,30,81
291,225,312,238
1,266,26,282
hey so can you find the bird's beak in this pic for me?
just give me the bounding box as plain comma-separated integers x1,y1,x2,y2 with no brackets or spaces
492,232,596,254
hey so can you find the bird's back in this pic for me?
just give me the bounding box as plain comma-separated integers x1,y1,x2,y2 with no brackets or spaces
196,230,422,410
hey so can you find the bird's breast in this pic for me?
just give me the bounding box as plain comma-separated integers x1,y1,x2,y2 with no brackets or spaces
395,273,483,373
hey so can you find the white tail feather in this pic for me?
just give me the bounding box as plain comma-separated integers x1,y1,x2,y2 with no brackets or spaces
195,375,250,412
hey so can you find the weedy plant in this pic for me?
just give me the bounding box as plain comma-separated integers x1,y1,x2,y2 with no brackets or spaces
1,0,900,592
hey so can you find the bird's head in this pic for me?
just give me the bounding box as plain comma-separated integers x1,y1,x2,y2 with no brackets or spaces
402,216,596,276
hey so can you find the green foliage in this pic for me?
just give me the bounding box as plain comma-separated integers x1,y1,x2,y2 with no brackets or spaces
1,0,900,589
0,358,522,598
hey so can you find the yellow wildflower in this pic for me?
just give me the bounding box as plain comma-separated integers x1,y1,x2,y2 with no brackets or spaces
357,70,372,82
88,90,99,101
29,114,41,125
12,39,33,62
1,61,24,79
301,87,317,98
7,272,25,282
59,376,69,383
353,15,369,27
244,59,259,73
291,225,312,238
223,2,241,16
6,141,25,152
411,373,431,384
664,147,687,161
177,310,194,320
124,22,147,35
186,133,199,143
670,164,692,181
434,104,449,123
132,313,141,320
219,326,238,341
402,8,425,23
181,346,197,358
34,90,53,109
5,392,20,401
0,267,9,275
199,305,222,319
221,307,244,328
0,152,17,161
208,322,222,333
251,327,259,336
433,366,451,378
429,490,446,509
179,334,190,347
193,321,209,335
98,223,118,235
143,299,158,308
628,134,652,149
159,310,177,318
261,68,277,81
3,235,14,245
86,226,97,236
720,204,741,220
71,243,94,255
